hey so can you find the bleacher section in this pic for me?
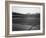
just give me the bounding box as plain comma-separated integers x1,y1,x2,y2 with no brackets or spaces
12,12,40,31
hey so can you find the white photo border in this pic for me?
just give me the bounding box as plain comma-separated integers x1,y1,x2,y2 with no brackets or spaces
9,4,43,35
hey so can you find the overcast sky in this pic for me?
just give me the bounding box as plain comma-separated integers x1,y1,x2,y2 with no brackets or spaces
12,4,40,14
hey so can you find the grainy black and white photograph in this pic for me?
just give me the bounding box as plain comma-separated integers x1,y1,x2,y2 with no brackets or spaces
5,1,45,36
12,5,40,31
